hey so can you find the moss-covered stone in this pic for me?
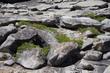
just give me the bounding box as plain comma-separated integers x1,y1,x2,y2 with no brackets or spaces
84,12,106,21
14,42,50,60
72,38,83,48
18,21,56,33
55,33,71,43
78,27,101,36
17,42,38,53
41,46,50,56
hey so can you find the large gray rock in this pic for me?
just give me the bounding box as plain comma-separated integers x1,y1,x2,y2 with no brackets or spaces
36,0,80,3
29,4,53,11
60,16,101,28
74,1,108,8
103,52,110,60
78,59,94,70
81,38,93,51
37,29,59,48
16,48,45,69
103,65,110,73
0,27,38,52
0,52,12,61
0,27,58,53
83,50,102,61
0,24,16,45
93,34,110,53
101,19,110,31
36,66,61,73
55,2,74,9
47,42,79,66
61,65,81,73
4,59,15,66
95,7,110,16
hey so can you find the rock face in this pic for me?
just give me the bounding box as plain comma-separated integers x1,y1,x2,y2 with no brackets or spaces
103,65,110,73
101,19,110,31
0,52,12,61
74,0,108,8
47,42,79,66
83,50,102,61
93,34,110,53
0,27,38,52
0,25,16,45
37,29,59,47
16,48,45,69
103,52,110,60
0,0,110,73
60,16,101,28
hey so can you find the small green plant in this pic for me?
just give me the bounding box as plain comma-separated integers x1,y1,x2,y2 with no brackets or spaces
18,21,56,32
78,27,101,36
72,38,83,48
84,12,106,21
17,42,38,53
32,23,56,32
55,33,71,43
15,42,50,58
18,20,32,26
41,46,50,56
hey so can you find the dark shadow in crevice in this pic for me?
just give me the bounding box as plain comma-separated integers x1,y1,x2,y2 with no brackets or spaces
0,0,30,3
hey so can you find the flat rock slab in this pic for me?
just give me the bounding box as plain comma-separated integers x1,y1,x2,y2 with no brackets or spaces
74,1,107,8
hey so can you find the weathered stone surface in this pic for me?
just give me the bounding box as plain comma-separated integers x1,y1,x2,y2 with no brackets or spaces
0,24,16,45
16,48,45,69
103,52,110,60
74,1,108,8
0,27,38,52
4,59,15,66
93,34,110,53
103,65,110,73
95,7,110,16
0,52,12,61
78,59,94,70
83,50,102,61
60,16,101,28
30,4,53,11
47,42,79,66
101,19,110,31
37,29,59,48
81,38,93,51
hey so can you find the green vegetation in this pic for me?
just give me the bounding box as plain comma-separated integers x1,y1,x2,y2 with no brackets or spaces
18,20,32,26
55,33,71,43
84,12,106,21
15,42,50,58
41,46,50,56
72,38,83,48
78,27,101,36
18,21,56,32
55,32,83,48
17,21,84,49
17,42,38,53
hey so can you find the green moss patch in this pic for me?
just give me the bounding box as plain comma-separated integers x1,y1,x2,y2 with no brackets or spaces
41,46,50,56
84,12,106,21
55,33,71,43
18,21,56,33
17,42,38,53
78,27,101,36
72,38,83,48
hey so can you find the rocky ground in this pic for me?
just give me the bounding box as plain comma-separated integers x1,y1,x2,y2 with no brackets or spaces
0,0,110,73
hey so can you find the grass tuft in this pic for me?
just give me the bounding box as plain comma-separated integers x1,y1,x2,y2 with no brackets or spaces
78,27,101,36
55,33,71,43
84,12,106,21
17,42,38,53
